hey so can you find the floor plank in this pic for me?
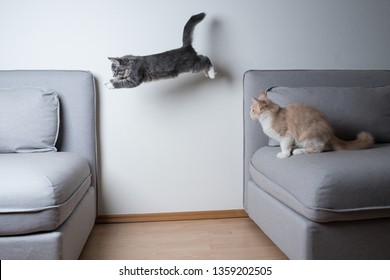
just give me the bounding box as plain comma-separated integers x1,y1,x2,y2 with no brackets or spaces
79,218,287,260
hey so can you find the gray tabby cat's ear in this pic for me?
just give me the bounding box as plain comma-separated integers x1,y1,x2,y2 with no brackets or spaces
108,57,120,64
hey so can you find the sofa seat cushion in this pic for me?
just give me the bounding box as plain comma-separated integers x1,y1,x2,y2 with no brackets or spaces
249,144,390,222
0,152,91,235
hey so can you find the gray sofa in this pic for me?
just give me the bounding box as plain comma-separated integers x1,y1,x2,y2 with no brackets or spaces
0,70,97,259
243,70,390,259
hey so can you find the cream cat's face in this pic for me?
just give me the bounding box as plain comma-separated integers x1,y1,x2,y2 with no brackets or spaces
250,99,262,119
250,91,271,119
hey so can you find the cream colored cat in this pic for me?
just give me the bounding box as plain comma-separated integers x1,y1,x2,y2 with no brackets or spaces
250,91,374,159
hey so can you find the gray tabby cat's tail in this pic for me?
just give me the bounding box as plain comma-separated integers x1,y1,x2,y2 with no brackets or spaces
182,13,206,47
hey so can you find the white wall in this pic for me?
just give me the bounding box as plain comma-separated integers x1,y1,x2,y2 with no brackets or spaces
1,0,390,215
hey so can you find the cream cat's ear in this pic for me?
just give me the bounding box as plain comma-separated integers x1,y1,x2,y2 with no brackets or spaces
259,91,267,99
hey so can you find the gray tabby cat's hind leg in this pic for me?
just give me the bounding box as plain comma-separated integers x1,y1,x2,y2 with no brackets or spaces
207,66,216,79
202,66,216,79
198,55,216,79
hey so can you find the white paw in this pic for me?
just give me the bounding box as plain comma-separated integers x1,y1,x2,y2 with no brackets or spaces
292,149,305,155
277,152,290,159
208,67,216,79
104,81,115,89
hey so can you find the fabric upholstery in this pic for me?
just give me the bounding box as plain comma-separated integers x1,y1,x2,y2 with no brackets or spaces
247,181,390,260
250,144,390,222
0,87,60,153
0,187,96,260
0,70,97,260
0,152,91,235
243,70,390,259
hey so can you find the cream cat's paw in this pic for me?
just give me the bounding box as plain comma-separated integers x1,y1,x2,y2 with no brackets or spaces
292,149,305,155
105,81,115,89
277,152,291,159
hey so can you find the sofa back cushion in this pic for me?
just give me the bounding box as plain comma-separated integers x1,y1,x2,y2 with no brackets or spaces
266,86,390,144
0,87,60,153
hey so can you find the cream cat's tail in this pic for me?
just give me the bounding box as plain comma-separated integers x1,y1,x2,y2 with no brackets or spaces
333,132,374,150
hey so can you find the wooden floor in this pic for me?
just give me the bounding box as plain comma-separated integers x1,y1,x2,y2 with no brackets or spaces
79,218,287,260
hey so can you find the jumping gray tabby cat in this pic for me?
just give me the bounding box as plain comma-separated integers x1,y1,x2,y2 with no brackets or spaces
105,13,215,89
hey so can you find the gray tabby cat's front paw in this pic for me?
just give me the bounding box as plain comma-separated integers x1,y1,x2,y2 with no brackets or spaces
104,81,115,89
